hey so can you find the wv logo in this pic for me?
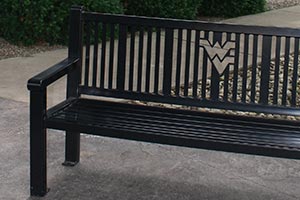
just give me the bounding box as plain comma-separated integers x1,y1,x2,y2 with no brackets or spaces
200,39,235,75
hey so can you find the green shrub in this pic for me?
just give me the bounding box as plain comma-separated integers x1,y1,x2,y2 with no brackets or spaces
199,0,266,18
0,0,124,45
126,0,202,19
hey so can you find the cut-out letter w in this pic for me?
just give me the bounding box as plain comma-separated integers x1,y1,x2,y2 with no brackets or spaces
200,39,235,75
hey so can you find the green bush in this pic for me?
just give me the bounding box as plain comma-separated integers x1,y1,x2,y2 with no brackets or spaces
199,0,266,17
126,0,202,19
0,0,124,45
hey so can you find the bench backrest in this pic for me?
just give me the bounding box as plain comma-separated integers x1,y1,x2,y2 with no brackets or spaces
69,7,300,115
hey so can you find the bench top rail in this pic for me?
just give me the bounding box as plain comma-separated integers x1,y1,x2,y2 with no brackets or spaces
75,10,300,115
83,12,300,38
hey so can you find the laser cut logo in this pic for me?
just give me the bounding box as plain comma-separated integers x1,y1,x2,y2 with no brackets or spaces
200,39,235,75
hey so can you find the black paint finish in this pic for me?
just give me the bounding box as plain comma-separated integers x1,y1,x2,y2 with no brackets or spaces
27,6,300,197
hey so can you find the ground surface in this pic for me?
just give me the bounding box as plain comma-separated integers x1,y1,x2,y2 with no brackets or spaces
1,97,300,200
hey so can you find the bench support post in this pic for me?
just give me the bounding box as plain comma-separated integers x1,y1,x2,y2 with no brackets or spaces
63,132,80,166
30,89,48,196
63,5,84,167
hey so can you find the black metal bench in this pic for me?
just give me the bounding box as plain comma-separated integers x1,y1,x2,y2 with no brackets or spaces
27,6,300,196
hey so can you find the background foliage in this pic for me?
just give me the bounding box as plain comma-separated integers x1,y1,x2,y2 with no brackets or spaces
0,0,267,45
125,0,202,19
0,0,124,45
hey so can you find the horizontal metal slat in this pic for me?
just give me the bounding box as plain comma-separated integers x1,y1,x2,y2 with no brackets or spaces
46,99,300,150
83,12,300,37
65,104,300,138
75,98,300,130
78,87,300,116
53,110,300,148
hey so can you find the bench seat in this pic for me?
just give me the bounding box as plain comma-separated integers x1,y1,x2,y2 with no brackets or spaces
46,98,300,159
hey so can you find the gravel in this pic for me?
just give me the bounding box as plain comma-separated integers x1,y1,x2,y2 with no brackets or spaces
132,52,300,120
133,1,300,120
132,53,300,120
0,38,65,60
266,0,300,10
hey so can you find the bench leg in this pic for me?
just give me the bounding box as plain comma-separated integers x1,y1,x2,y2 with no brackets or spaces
62,131,80,166
30,90,48,196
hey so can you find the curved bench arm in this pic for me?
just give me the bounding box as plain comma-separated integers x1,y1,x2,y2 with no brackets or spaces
27,58,79,91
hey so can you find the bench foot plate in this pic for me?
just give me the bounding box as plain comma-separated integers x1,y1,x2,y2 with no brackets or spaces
31,188,50,197
62,161,78,167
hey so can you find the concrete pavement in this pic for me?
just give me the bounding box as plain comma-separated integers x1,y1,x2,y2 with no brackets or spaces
1,6,300,200
223,5,300,28
1,97,300,200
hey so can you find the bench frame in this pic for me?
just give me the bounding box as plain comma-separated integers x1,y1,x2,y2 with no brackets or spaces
28,6,300,196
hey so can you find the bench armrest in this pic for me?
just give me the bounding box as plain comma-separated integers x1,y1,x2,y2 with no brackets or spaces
27,58,79,91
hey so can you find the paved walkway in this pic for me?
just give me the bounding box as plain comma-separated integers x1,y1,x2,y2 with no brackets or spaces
1,6,300,199
224,5,300,27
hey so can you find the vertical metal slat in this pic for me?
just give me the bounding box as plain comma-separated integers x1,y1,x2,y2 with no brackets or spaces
259,35,272,105
175,29,183,96
108,24,115,89
273,36,281,105
193,30,200,98
154,28,161,94
250,35,258,102
117,24,127,90
92,22,99,87
137,27,144,92
163,28,174,95
223,33,231,102
241,34,249,102
223,67,229,101
129,27,136,91
84,22,91,86
100,23,106,89
282,37,290,106
201,32,209,99
232,34,240,102
291,38,299,106
145,27,152,93
184,29,192,96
